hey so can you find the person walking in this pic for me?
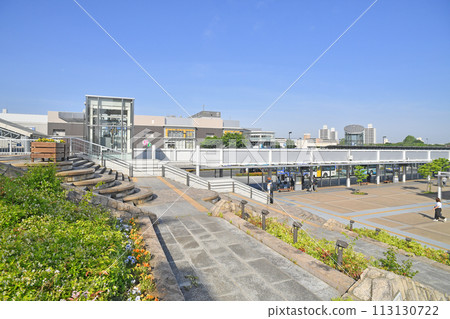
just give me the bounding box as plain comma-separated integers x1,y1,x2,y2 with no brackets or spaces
268,179,274,204
433,197,446,222
312,177,318,192
289,176,295,191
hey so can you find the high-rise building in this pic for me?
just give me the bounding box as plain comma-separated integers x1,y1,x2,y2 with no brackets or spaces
329,127,338,142
364,124,376,145
319,125,329,140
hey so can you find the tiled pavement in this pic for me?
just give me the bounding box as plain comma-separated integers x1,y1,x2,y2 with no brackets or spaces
136,177,340,301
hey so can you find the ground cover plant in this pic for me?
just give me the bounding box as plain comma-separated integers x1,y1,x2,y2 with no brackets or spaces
0,165,156,301
237,213,369,280
352,227,450,266
233,212,419,279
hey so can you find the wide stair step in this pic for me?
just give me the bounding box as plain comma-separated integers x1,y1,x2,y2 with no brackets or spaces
72,159,88,167
95,166,106,174
80,161,95,168
56,167,95,182
72,174,116,190
97,181,136,199
123,188,154,205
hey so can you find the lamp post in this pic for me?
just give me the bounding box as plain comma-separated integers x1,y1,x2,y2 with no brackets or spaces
288,132,292,148
335,240,348,267
292,221,302,243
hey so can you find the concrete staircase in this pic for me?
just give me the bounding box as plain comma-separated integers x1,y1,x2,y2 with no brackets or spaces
55,156,154,205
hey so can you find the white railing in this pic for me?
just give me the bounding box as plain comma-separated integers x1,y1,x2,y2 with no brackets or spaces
133,147,450,168
0,138,37,155
162,164,270,204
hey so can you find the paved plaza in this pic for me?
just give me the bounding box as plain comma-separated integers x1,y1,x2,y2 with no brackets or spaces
271,181,450,251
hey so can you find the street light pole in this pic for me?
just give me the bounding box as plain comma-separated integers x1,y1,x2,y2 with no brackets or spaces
288,131,292,148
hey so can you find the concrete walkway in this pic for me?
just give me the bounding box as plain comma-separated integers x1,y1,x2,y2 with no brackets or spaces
135,176,340,301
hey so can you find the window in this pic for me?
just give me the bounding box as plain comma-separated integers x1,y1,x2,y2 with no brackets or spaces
52,129,66,136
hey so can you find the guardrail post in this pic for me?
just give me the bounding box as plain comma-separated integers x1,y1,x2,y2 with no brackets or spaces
250,188,253,199
208,181,211,190
186,173,190,186
129,165,133,177
162,166,165,177
232,182,235,193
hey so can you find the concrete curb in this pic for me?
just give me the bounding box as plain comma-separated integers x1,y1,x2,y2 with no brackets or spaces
219,211,356,295
137,216,185,301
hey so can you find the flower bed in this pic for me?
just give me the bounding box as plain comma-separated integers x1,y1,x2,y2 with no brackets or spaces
0,165,157,301
352,228,450,266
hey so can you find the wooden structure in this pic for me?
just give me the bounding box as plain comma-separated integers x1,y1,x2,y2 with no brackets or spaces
31,142,68,162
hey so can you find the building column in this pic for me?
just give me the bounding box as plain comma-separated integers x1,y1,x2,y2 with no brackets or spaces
437,172,442,199
195,145,200,176
346,165,351,188
376,164,380,184
402,165,406,182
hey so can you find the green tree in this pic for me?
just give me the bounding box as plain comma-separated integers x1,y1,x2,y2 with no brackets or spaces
418,158,450,192
200,136,221,148
222,132,248,148
339,138,346,145
286,139,296,148
354,166,368,186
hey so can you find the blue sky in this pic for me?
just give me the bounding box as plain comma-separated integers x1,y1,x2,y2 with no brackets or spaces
0,0,449,143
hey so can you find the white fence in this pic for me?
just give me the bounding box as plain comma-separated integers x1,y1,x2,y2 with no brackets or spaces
162,164,270,204
0,138,36,154
133,147,450,168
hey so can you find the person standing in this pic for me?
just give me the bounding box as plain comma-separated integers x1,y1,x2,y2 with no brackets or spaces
433,197,446,222
290,176,295,191
367,172,371,183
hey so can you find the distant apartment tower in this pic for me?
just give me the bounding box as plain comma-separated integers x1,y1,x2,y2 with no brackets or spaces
319,125,329,140
329,127,338,142
318,125,338,142
364,124,376,144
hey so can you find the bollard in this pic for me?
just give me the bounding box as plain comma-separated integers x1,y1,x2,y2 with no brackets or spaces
261,210,269,231
349,220,355,231
292,221,302,243
240,200,248,219
335,240,348,267
375,228,381,235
